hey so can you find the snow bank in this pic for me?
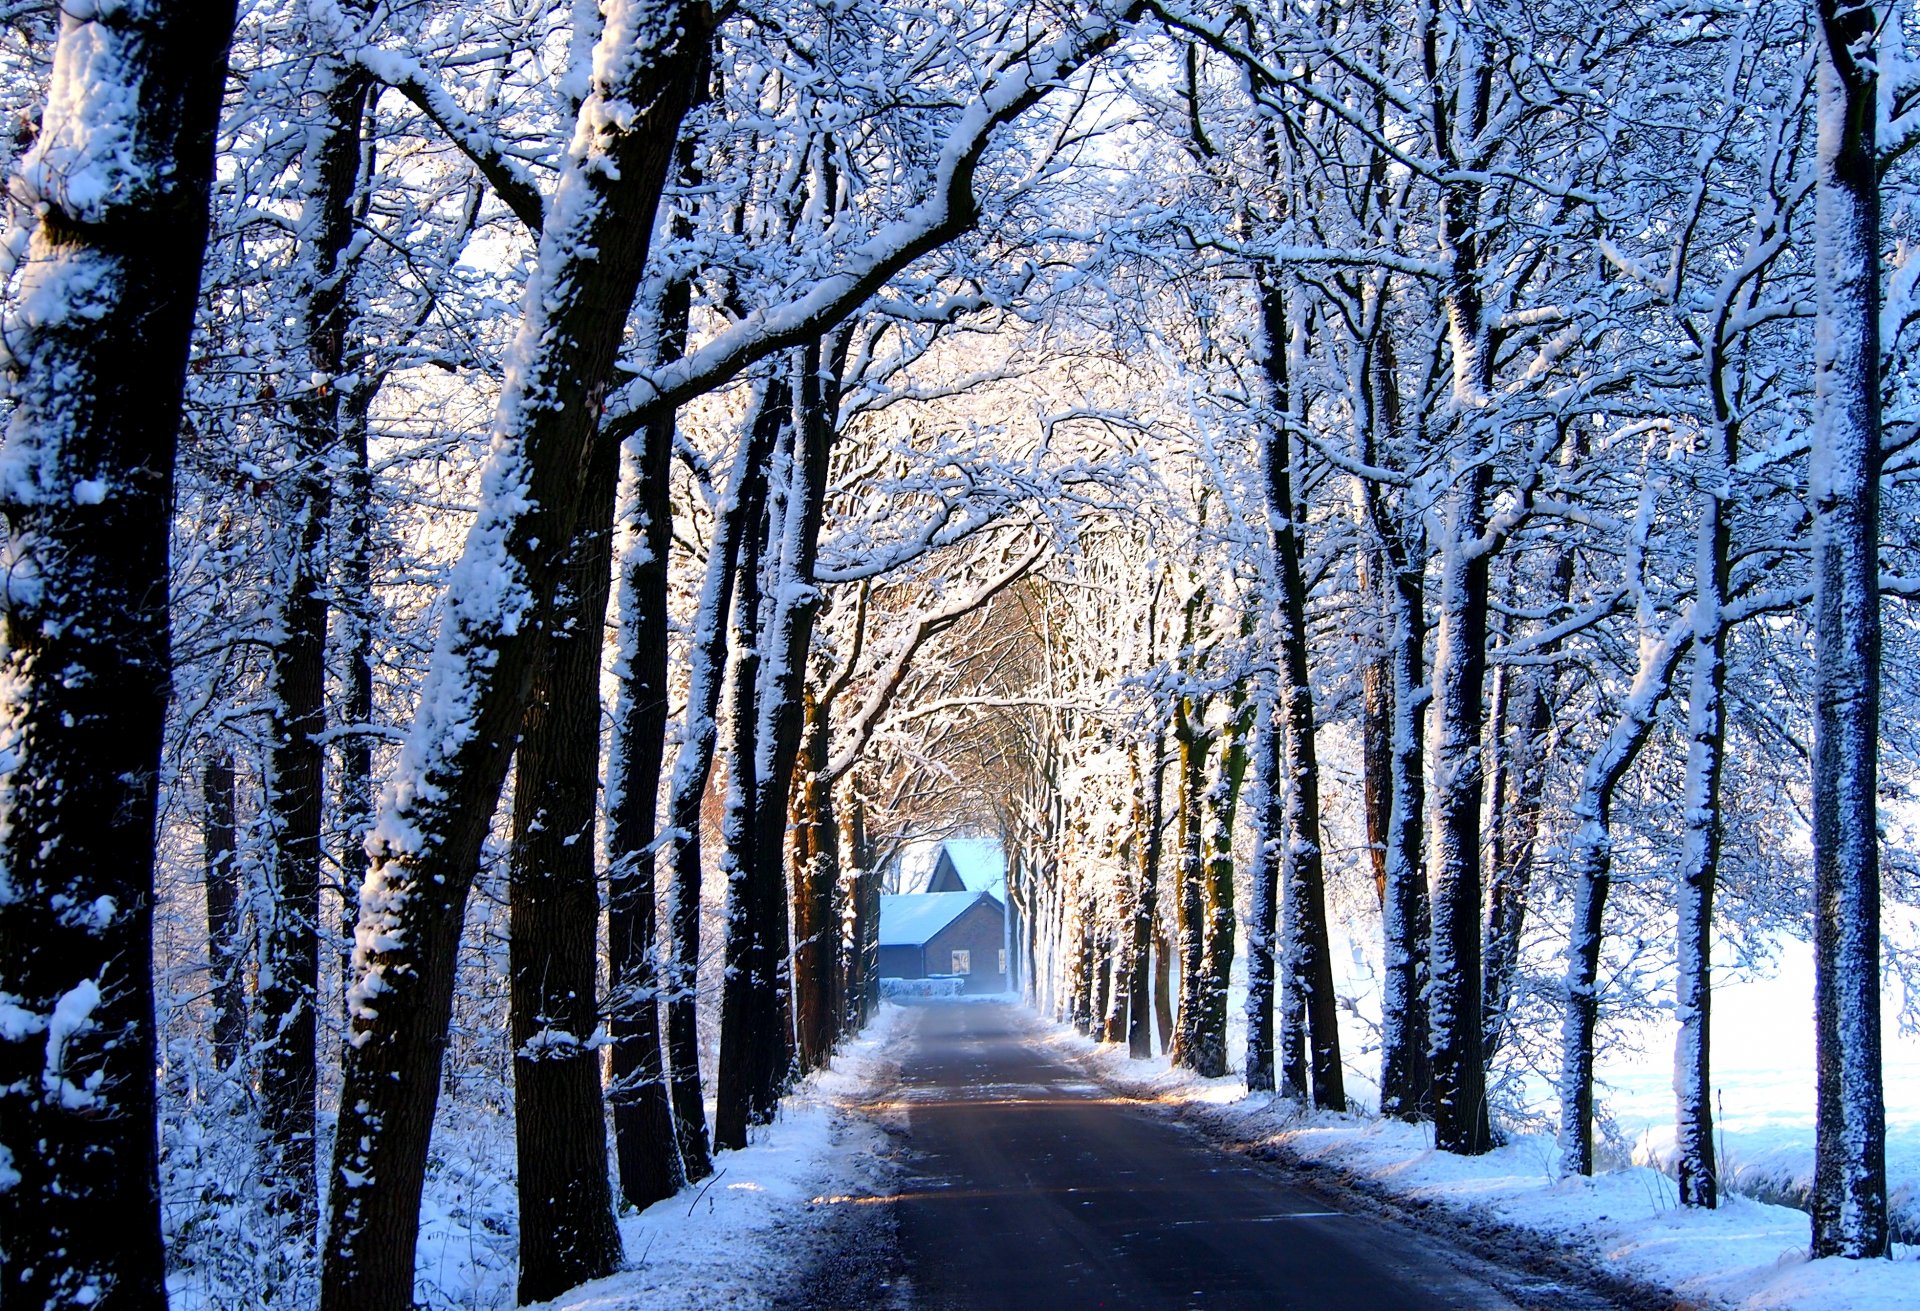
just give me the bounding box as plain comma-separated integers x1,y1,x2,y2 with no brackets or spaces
1036,1009,1920,1311
525,1001,908,1311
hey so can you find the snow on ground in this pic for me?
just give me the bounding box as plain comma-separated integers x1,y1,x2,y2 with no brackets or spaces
525,1000,907,1311
1036,1006,1920,1311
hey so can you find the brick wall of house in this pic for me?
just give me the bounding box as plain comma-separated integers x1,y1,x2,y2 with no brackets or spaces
923,898,1008,993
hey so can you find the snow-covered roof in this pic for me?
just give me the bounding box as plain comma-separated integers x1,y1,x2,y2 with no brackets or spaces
941,837,1006,895
895,837,1007,896
878,891,999,947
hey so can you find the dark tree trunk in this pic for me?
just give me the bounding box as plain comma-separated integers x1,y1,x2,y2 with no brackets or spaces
1481,670,1545,1062
661,386,781,1180
604,293,690,1211
1153,921,1175,1054
1361,653,1392,906
259,48,373,1233
205,754,244,1071
509,443,625,1303
1171,696,1210,1069
0,4,236,1307
841,797,881,1029
1129,731,1167,1060
1091,932,1114,1039
1483,478,1575,1065
1246,705,1282,1092
321,18,712,1306
334,381,377,1015
1426,460,1494,1155
1194,700,1249,1079
715,426,776,1152
1809,0,1889,1258
1675,393,1738,1212
791,690,841,1070
1368,494,1429,1120
1254,278,1345,1108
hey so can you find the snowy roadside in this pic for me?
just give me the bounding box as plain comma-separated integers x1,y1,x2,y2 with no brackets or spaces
1035,1009,1920,1311
523,1001,908,1311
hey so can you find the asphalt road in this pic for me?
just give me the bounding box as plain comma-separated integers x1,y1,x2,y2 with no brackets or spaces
885,1001,1525,1311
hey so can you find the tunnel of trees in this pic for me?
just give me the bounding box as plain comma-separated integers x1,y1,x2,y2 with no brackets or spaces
1,0,1917,1305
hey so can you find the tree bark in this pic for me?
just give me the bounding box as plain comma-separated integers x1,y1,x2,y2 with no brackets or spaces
0,4,236,1307
321,12,712,1304
604,285,691,1211
1809,0,1889,1258
791,689,841,1070
1194,699,1250,1079
1129,730,1168,1060
509,443,624,1303
205,754,244,1071
1246,703,1282,1092
1675,412,1733,1209
1171,693,1211,1070
661,383,782,1178
260,40,373,1232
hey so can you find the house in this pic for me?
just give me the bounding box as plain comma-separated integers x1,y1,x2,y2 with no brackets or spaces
877,889,1008,994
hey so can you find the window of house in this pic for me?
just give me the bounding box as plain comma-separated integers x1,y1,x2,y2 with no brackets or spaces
951,949,971,975
997,949,1006,975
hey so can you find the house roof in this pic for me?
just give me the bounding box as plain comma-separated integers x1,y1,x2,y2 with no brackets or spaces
896,837,1007,896
878,890,1001,947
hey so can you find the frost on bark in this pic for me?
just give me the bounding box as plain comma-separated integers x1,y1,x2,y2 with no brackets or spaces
1426,457,1494,1155
1808,0,1888,1259
1245,703,1282,1090
1251,271,1343,1106
508,440,624,1303
0,1,236,1306
1675,409,1733,1209
321,7,713,1305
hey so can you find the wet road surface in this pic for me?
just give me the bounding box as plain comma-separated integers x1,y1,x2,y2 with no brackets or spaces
886,1001,1525,1311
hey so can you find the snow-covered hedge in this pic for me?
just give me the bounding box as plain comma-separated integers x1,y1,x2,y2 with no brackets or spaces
879,977,965,998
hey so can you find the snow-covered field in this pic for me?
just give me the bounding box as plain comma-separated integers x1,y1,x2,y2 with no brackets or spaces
1042,981,1920,1311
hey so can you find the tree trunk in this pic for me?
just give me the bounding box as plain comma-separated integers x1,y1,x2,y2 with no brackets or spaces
605,396,685,1209
715,410,778,1152
1171,697,1211,1070
1246,702,1282,1092
604,255,695,1210
1426,459,1494,1155
509,443,624,1303
661,384,782,1179
260,45,373,1233
1809,0,1889,1258
334,381,377,1016
205,754,244,1071
0,4,235,1306
1153,921,1175,1054
1424,17,1496,1157
1675,413,1733,1209
791,689,841,1070
1374,522,1430,1119
1129,731,1167,1060
1195,700,1250,1079
321,14,712,1304
1556,634,1685,1177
